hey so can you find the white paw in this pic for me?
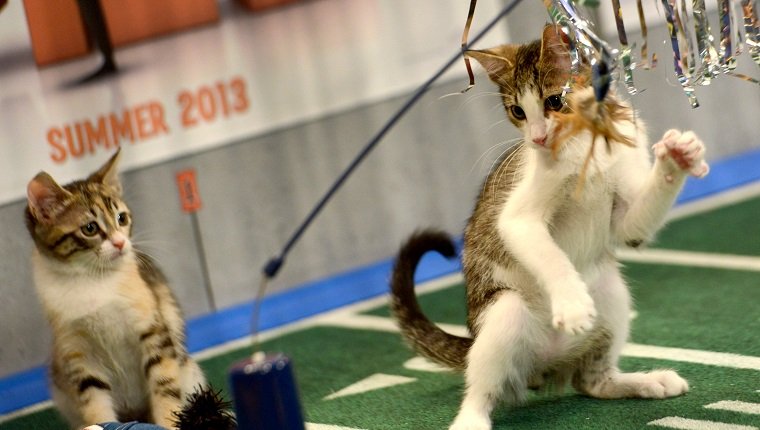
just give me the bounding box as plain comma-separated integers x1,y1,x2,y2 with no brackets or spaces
449,409,492,430
637,370,689,398
550,279,597,335
652,129,709,178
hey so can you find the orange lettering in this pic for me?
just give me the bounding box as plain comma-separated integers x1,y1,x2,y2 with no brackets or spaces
109,111,133,146
67,125,85,159
149,102,169,136
47,128,67,164
135,104,151,140
85,117,110,153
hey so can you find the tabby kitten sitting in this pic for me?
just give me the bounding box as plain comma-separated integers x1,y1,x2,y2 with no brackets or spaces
390,25,708,430
25,149,206,429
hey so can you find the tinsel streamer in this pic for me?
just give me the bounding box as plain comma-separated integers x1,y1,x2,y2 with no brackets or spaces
733,0,745,54
460,0,478,93
718,0,738,70
547,0,618,101
677,0,697,77
741,0,760,65
636,0,657,68
562,27,583,97
544,0,584,97
693,0,720,84
661,0,700,107
610,0,638,93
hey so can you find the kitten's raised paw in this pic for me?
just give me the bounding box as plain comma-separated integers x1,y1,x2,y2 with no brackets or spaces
637,370,689,398
652,129,709,178
550,282,597,335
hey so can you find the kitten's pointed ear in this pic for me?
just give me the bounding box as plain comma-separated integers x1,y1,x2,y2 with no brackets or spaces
27,172,71,224
540,24,572,71
89,148,123,194
466,46,516,85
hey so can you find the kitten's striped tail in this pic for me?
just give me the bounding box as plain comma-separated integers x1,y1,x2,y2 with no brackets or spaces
390,230,472,371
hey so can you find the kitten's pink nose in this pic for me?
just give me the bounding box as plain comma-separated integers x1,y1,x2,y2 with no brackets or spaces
532,135,547,146
112,239,125,250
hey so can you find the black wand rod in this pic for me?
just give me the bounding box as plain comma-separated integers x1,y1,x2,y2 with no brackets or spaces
262,0,524,280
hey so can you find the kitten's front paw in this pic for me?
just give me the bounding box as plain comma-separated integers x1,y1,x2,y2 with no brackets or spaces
449,410,492,430
550,280,597,335
652,129,710,178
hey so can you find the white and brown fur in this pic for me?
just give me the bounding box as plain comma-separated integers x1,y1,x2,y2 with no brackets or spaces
25,149,206,429
390,25,709,430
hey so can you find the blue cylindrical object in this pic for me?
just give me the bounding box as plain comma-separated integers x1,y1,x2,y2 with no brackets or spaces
229,352,306,430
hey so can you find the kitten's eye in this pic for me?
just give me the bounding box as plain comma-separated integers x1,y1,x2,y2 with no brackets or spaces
81,222,100,237
117,212,129,226
544,95,564,111
510,105,526,120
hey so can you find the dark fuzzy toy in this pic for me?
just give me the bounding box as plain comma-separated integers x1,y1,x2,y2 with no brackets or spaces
173,387,237,430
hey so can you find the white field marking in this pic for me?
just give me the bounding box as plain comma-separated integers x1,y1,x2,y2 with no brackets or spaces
404,356,450,373
323,373,416,400
705,400,760,415
617,248,760,272
193,272,465,361
648,416,758,430
622,343,760,371
668,180,760,221
316,313,760,371
317,312,470,337
0,401,54,425
306,424,367,430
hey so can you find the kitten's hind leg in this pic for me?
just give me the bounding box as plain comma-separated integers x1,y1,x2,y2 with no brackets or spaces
449,291,538,430
574,366,688,399
573,266,688,400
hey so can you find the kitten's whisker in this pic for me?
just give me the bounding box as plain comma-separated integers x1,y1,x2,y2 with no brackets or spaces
484,119,510,134
469,138,519,177
455,91,510,112
486,143,522,204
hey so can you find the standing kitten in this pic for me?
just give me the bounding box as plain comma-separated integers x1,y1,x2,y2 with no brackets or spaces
25,149,206,429
390,25,708,430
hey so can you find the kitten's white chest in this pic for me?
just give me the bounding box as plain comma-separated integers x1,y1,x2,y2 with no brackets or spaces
551,177,615,270
32,252,134,323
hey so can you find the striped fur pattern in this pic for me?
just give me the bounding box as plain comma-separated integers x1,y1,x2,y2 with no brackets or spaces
25,150,206,430
390,25,707,430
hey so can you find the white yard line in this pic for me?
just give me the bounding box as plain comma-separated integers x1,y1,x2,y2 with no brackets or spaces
159,243,760,368
323,373,416,400
704,400,760,415
194,272,465,361
668,181,760,221
316,313,760,371
0,401,54,425
617,249,760,272
648,417,758,430
622,344,760,371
